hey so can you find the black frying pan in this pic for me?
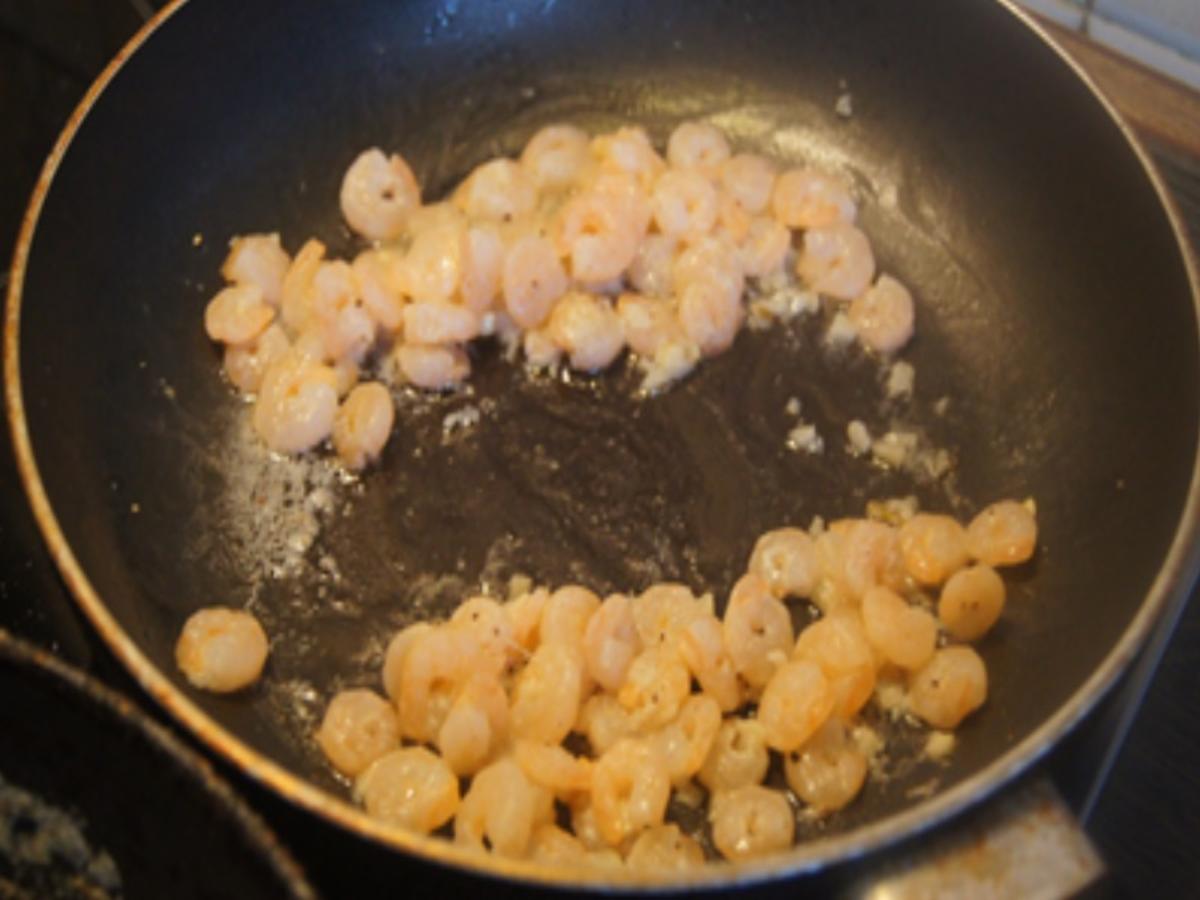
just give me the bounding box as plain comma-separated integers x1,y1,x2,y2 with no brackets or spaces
6,0,1200,890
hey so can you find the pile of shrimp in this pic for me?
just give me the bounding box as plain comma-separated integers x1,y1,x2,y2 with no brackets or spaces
202,120,913,469
302,498,1035,874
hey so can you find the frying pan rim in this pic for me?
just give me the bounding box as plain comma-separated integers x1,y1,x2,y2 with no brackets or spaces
0,629,318,899
5,0,1200,889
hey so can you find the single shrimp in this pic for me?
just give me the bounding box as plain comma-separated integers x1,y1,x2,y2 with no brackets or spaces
513,740,593,797
404,220,465,303
615,292,680,357
771,167,856,229
757,659,835,752
698,718,770,793
539,585,602,650
666,120,731,174
908,646,988,729
898,513,970,587
938,564,1005,641
204,283,275,346
554,187,643,284
253,354,339,454
625,824,706,873
678,614,743,712
651,169,719,240
849,274,915,353
709,785,794,862
354,746,459,834
280,238,326,332
793,612,876,719
861,585,938,672
340,148,420,241
592,126,666,189
739,216,792,280
748,527,818,600
502,233,569,329
175,607,268,693
448,595,522,677
966,500,1038,567
591,738,671,846
617,647,691,731
380,622,434,702
223,323,290,394
719,153,778,215
632,582,711,655
455,157,536,222
840,518,906,600
351,248,408,332
650,694,721,786
221,233,291,306
722,573,794,689
436,670,509,776
582,592,641,692
796,222,876,301
310,260,377,363
527,823,588,868
784,717,867,815
459,225,505,313
575,692,633,757
397,627,475,743
315,688,401,777
510,641,584,745
626,234,678,298
402,301,480,345
677,279,744,357
504,586,550,652
520,124,591,191
546,291,626,372
332,381,394,470
390,342,470,390
454,756,553,858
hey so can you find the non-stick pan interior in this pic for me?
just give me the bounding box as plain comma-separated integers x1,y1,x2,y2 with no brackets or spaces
14,0,1198,868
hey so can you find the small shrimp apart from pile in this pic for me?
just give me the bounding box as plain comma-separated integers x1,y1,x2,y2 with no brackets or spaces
203,121,916,466
302,497,1035,875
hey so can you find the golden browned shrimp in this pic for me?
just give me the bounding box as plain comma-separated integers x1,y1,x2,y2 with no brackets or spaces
340,148,420,241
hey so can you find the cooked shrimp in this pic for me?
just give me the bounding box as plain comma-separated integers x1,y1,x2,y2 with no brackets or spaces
709,785,794,862
340,148,420,241
437,670,508,776
205,283,275,346
615,292,679,357
784,717,867,815
576,692,634,756
592,126,666,188
223,323,290,394
938,564,1005,641
583,592,641,692
650,694,721,786
757,659,834,752
404,221,465,303
253,354,339,454
632,582,710,655
505,586,550,652
672,234,744,300
678,614,743,712
771,168,856,229
280,239,325,332
309,259,376,362
351,248,407,332
677,279,744,357
402,301,480,345
849,274,915,353
332,381,394,470
651,169,718,240
792,613,876,719
722,573,794,689
354,747,459,834
908,646,988,729
898,514,970,587
698,718,770,792
861,585,938,672
546,291,625,371
554,187,643,284
540,585,602,650
626,235,678,298
796,222,875,301
840,519,906,600
397,627,475,743
666,120,731,174
528,823,589,868
502,234,569,329
221,233,291,306
459,225,504,313
521,124,590,191
175,607,268,693
381,622,434,702
449,595,522,677
625,824,706,873
591,738,671,846
739,216,792,279
456,158,536,222
315,688,401,777
513,740,593,796
719,153,777,215
510,641,584,745
618,647,691,731
455,756,553,858
966,500,1038,567
748,528,817,600
391,342,470,390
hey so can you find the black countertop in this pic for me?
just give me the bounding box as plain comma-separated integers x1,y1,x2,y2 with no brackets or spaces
2,4,1199,897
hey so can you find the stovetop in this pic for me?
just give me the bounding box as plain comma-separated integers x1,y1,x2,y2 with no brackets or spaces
2,4,1199,897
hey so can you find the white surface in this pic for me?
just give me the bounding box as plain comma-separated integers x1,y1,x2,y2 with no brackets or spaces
1017,0,1087,30
1089,12,1200,91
